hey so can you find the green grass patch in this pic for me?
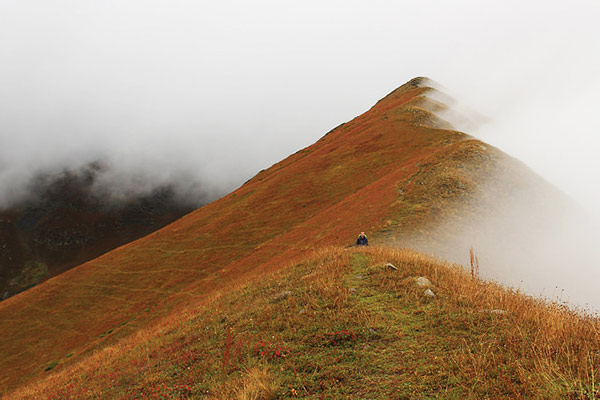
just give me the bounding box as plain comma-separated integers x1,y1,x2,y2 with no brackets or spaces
44,361,58,372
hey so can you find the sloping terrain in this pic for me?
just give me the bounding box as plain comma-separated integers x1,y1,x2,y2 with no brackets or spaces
0,162,196,300
11,247,599,399
0,77,586,395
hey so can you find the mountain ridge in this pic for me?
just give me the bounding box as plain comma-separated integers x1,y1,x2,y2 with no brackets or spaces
0,77,587,395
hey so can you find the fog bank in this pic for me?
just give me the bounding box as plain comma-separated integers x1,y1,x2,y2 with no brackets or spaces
1,1,599,214
400,141,600,312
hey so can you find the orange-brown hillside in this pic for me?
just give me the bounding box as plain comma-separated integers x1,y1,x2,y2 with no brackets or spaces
0,77,566,394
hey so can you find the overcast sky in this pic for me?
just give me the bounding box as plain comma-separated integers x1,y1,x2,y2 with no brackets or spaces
1,0,599,216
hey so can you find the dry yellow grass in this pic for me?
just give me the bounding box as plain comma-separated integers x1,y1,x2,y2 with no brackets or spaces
230,367,280,400
368,246,600,397
7,246,600,399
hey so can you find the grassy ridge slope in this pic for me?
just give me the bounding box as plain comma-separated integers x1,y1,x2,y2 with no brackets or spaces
11,247,600,399
0,77,573,394
0,77,462,392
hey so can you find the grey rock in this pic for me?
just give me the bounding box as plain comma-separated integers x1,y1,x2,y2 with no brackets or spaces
415,277,433,287
423,288,435,298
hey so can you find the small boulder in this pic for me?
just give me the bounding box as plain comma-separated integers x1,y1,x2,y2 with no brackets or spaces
423,288,435,298
415,277,433,287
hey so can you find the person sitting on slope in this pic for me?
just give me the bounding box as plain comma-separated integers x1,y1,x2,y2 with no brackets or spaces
356,232,369,246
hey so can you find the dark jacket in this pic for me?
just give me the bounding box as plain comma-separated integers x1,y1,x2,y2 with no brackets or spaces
356,234,369,246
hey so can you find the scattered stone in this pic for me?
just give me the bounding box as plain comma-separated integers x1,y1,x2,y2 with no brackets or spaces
355,275,364,280
386,263,398,271
369,328,377,334
423,288,435,298
298,308,306,315
415,277,433,287
350,288,357,293
272,290,293,303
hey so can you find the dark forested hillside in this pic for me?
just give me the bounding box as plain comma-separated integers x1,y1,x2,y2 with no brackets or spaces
0,162,196,299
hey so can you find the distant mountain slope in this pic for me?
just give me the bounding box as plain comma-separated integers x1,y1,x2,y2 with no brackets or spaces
0,77,583,394
0,162,196,300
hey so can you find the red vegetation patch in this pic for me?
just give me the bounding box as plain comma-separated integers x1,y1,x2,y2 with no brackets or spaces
253,341,291,361
325,329,357,346
221,327,246,375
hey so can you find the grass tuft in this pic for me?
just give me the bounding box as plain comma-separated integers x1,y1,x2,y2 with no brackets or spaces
231,367,280,400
